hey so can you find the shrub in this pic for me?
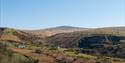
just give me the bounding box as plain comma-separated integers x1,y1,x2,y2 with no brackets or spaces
34,48,42,54
49,47,57,50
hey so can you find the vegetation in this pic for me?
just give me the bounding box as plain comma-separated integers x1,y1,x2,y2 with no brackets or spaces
0,27,125,63
0,43,38,63
34,48,42,54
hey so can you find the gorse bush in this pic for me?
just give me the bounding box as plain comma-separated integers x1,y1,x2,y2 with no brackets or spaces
34,48,42,54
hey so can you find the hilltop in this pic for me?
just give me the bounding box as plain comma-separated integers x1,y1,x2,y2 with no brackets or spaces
24,26,88,37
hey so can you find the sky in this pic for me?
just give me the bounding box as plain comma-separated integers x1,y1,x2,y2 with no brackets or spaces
0,0,125,29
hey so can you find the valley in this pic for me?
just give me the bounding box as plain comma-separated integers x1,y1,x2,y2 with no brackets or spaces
0,26,125,63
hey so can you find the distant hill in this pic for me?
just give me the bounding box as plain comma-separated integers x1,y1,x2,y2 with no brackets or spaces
24,26,89,37
43,26,88,30
95,26,125,31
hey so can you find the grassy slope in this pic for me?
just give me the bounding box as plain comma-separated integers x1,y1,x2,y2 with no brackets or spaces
0,28,43,43
0,43,37,63
48,27,125,59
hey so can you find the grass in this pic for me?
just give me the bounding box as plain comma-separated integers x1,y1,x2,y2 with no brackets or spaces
0,42,38,63
1,41,125,63
56,48,125,63
77,53,96,59
58,48,96,59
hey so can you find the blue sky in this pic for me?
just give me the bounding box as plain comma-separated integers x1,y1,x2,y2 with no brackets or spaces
0,0,125,29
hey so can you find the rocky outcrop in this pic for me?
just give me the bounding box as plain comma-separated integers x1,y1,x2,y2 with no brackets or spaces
78,35,125,48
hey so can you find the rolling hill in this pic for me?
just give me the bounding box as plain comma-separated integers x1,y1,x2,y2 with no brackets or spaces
48,26,125,48
0,27,42,43
48,26,125,58
0,26,125,63
24,26,89,37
